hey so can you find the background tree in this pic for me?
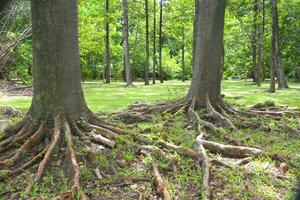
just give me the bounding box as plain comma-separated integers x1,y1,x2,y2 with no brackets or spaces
105,0,110,83
272,0,288,89
144,0,149,85
122,0,133,86
152,0,157,84
158,0,164,83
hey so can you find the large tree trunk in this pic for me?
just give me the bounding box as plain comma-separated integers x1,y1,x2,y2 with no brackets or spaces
192,0,200,73
30,0,88,121
0,2,125,197
251,0,258,83
144,0,149,85
158,0,163,83
187,0,226,108
122,0,133,86
272,0,288,89
105,0,110,84
152,0,156,84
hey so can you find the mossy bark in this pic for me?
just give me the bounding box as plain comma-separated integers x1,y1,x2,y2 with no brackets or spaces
187,0,226,108
29,0,88,121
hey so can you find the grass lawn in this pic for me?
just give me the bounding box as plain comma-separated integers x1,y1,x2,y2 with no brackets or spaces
0,80,299,112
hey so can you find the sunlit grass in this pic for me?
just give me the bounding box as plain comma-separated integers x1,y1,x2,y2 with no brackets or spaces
0,80,299,112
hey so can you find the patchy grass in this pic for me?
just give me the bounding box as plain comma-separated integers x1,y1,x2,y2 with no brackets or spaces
0,80,299,199
0,80,299,112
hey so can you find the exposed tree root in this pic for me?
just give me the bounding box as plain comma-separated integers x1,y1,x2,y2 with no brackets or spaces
1,99,294,199
195,135,211,200
158,140,198,159
152,161,171,200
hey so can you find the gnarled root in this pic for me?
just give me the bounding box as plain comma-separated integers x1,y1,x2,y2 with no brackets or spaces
152,161,171,200
196,135,211,200
0,112,127,199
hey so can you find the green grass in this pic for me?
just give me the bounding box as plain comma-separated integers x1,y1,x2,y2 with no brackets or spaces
0,80,299,112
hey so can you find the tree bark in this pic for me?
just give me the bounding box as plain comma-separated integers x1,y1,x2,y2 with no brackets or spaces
256,0,264,86
256,0,265,86
152,0,157,84
272,0,288,89
105,0,110,84
122,0,133,86
30,0,88,121
144,0,149,85
181,29,185,82
187,0,226,108
251,0,258,83
158,0,163,83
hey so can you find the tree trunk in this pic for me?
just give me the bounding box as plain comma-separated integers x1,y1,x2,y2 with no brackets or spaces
192,0,200,73
251,0,258,83
181,29,185,82
158,0,163,83
122,0,133,86
105,0,110,84
152,0,156,84
187,0,226,108
144,0,149,85
256,0,264,86
30,0,88,121
272,0,288,89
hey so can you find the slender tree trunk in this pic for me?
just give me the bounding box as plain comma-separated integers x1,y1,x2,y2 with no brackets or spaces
158,0,163,83
152,0,156,84
144,0,149,85
187,0,226,108
181,29,185,82
123,53,126,82
256,0,264,86
272,0,288,89
251,0,258,83
105,0,110,84
122,0,133,86
30,0,88,121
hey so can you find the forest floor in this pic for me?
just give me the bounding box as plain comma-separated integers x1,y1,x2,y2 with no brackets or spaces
0,80,299,199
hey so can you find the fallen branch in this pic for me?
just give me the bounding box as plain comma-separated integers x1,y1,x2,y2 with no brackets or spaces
92,134,115,148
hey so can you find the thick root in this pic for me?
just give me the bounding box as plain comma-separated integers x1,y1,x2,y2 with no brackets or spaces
0,124,45,166
65,122,89,200
159,140,198,159
152,161,171,200
199,139,278,159
26,118,61,192
206,100,237,131
196,135,211,200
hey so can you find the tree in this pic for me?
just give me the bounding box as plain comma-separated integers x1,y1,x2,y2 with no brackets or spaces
272,0,288,89
187,0,226,108
181,29,185,82
256,0,265,86
152,0,157,84
144,0,149,85
251,0,258,83
122,0,133,86
0,1,122,198
158,0,164,83
105,0,111,84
